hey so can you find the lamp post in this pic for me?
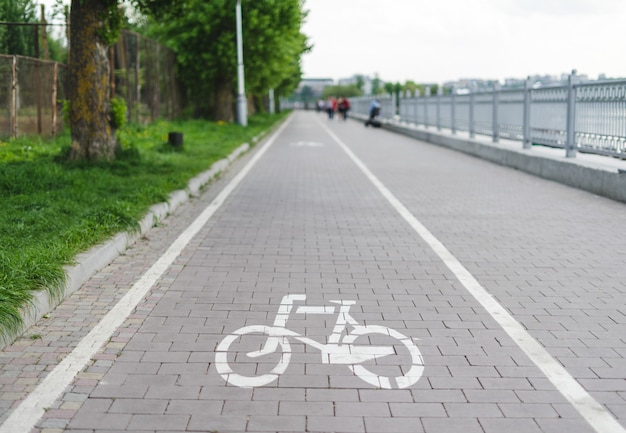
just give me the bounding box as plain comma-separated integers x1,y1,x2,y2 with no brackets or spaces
236,0,247,126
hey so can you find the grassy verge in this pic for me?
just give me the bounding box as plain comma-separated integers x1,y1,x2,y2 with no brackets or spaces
0,112,288,338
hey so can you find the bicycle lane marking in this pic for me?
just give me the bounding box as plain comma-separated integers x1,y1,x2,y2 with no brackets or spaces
316,117,625,433
0,115,294,433
214,294,424,390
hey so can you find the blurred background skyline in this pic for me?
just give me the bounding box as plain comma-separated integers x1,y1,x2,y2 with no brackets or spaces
300,0,626,83
32,0,626,85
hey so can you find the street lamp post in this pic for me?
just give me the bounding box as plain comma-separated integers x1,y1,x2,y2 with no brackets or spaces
236,0,247,126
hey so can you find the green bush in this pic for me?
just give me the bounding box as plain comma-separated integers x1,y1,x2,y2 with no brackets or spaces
110,96,127,129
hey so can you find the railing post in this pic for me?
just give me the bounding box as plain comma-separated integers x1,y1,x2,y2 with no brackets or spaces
451,85,456,134
424,86,430,129
436,87,442,131
469,86,475,139
566,69,577,158
412,92,417,126
413,89,421,126
492,82,500,143
523,76,531,149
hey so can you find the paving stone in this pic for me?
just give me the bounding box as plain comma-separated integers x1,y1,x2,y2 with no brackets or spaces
480,418,543,433
108,398,168,414
247,415,306,432
421,417,483,433
306,415,364,433
279,400,333,416
127,414,189,431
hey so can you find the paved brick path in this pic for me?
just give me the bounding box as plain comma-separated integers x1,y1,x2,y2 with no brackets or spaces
1,111,625,433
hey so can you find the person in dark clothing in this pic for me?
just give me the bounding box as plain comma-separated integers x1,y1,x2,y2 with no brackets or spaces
365,99,381,127
338,97,351,120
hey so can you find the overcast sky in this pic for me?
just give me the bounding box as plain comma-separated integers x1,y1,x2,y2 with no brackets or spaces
39,0,626,84
301,0,626,83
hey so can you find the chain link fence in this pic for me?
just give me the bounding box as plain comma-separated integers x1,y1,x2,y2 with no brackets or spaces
0,30,180,140
0,55,67,139
111,31,181,125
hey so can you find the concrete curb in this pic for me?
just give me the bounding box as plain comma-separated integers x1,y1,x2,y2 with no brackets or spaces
2,141,253,350
354,113,626,204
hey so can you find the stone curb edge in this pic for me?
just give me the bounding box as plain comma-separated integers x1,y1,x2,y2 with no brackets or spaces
1,133,263,350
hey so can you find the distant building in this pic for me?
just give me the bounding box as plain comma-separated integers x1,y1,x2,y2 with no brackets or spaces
443,78,497,93
442,72,593,93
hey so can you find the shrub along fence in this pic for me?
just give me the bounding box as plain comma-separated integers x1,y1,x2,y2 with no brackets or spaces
0,31,181,140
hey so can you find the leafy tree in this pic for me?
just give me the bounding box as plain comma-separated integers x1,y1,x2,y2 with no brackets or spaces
371,74,383,95
354,75,364,92
66,0,186,161
383,82,402,115
46,34,67,63
63,0,306,160
300,85,314,102
0,0,37,56
403,80,419,97
384,82,394,96
402,81,439,97
150,0,309,121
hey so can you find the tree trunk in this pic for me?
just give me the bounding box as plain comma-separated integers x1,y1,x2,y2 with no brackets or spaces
67,0,118,161
248,95,257,116
213,78,234,122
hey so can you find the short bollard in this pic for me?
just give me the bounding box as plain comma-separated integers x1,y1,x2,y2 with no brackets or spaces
168,132,184,149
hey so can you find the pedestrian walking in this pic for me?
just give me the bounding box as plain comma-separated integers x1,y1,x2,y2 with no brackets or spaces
338,97,351,121
326,97,337,119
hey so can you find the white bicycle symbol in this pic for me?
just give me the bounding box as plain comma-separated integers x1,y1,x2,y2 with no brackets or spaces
215,294,424,389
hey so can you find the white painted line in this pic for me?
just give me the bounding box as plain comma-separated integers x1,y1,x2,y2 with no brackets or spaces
289,141,325,147
316,118,626,433
0,115,293,433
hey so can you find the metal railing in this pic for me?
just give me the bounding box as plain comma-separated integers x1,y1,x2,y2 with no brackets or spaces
351,71,626,160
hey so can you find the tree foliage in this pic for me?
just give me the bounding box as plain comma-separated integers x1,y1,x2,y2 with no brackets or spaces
62,0,307,160
371,74,383,95
149,0,310,120
401,81,439,97
0,0,37,56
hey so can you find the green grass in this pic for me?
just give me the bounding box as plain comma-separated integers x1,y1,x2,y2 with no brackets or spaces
0,112,288,339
